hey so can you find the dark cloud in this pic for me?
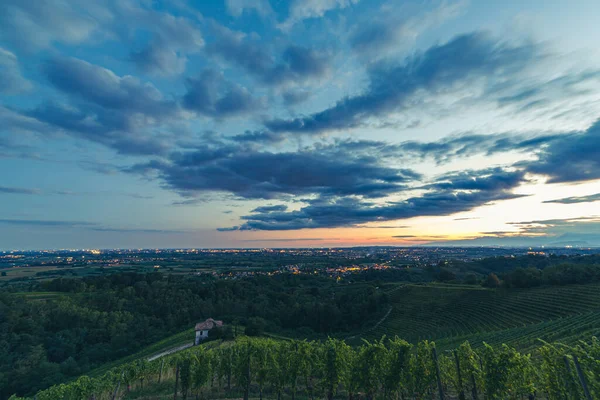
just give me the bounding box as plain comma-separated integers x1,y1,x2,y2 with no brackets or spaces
183,69,262,117
0,186,40,195
43,57,177,117
208,24,330,87
265,32,539,134
543,193,600,204
0,219,97,227
252,205,288,213
222,167,526,230
300,130,561,167
425,168,527,192
231,130,284,144
5,57,182,156
217,226,240,232
129,143,420,200
524,120,600,183
282,90,312,105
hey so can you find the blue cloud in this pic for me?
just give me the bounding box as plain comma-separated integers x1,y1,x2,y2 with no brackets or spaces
0,186,40,195
525,119,600,183
265,32,539,134
183,69,262,117
127,142,420,200
208,24,330,87
227,172,526,230
543,193,600,204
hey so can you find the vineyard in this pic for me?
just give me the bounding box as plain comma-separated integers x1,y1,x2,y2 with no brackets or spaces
13,335,600,400
358,283,600,350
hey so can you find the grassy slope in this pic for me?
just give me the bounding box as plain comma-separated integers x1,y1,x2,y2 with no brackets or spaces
358,282,600,351
87,328,195,377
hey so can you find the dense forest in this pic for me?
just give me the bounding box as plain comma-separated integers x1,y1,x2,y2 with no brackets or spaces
17,335,600,400
0,273,387,398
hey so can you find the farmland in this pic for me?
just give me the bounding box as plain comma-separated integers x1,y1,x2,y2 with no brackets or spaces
359,283,600,351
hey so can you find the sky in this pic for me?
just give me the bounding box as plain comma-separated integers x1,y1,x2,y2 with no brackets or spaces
1,0,600,250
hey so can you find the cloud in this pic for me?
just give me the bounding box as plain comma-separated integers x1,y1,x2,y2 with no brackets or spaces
208,24,330,87
524,119,600,183
432,217,600,247
241,238,329,242
89,227,187,234
225,0,273,18
183,69,262,117
0,186,40,195
128,9,204,76
131,44,188,77
282,89,312,106
43,57,176,117
0,1,106,50
425,168,528,192
279,0,359,30
130,143,420,200
221,167,526,230
0,219,97,227
350,0,465,57
217,226,240,232
0,47,33,94
265,31,540,135
543,193,600,204
252,205,288,213
10,57,182,155
294,130,561,166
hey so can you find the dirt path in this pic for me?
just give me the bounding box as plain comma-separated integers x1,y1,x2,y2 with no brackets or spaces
147,342,194,361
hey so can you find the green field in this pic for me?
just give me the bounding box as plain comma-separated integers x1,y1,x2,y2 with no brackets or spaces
357,282,600,350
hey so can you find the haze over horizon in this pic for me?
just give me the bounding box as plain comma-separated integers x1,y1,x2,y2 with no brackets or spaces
1,0,600,250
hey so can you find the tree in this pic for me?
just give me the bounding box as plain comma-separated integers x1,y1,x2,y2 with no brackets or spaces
437,268,456,282
244,317,266,336
482,273,501,288
464,273,478,285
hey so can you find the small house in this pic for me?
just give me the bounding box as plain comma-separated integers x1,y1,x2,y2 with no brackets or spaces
194,318,223,344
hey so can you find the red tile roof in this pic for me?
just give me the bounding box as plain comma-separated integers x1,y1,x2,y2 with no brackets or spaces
195,318,224,331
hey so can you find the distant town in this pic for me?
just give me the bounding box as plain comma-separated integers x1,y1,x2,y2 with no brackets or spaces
2,246,598,284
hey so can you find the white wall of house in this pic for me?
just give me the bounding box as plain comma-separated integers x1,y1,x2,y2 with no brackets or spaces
195,329,209,345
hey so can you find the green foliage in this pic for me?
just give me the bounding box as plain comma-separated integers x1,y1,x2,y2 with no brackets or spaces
0,271,388,398
482,272,501,288
12,336,600,400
